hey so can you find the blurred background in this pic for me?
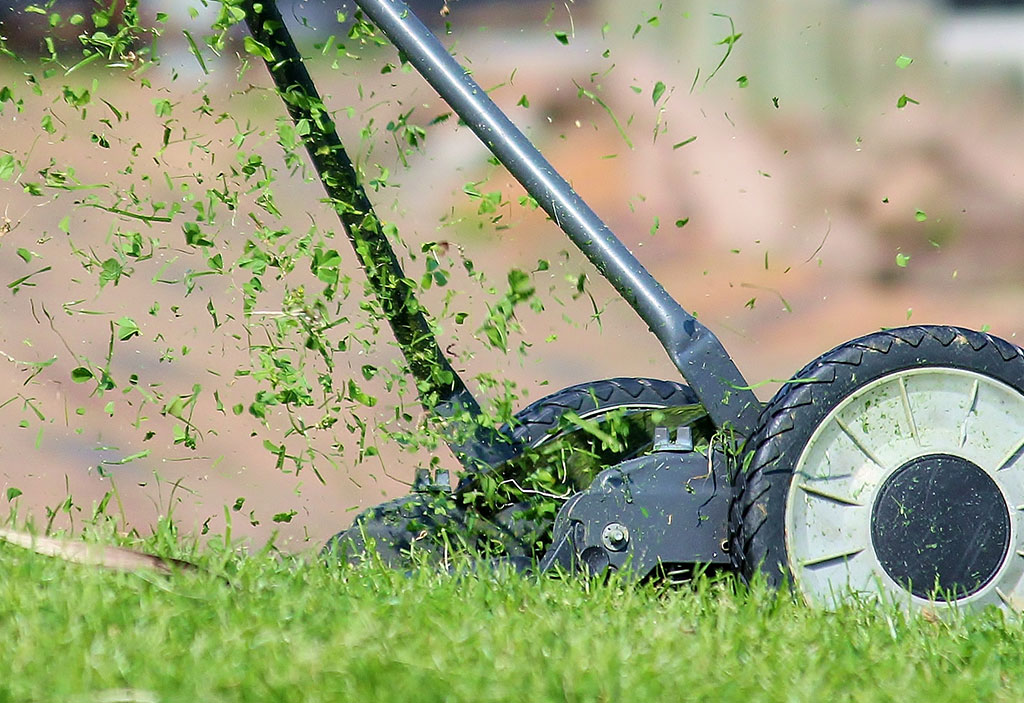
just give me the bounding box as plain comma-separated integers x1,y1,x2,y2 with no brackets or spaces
1,0,1023,550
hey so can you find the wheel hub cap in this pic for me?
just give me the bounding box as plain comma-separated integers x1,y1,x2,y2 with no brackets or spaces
870,453,1010,599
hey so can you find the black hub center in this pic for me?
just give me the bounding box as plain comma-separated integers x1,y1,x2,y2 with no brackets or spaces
871,453,1010,600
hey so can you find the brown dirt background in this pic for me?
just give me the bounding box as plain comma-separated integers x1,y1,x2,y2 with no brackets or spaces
1,1,1023,550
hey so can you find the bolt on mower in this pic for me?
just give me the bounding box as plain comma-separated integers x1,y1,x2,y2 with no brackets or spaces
242,0,1024,613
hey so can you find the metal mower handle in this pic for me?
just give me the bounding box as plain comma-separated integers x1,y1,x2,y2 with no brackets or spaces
353,0,761,436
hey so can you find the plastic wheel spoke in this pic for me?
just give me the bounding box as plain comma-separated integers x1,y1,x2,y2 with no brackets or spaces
797,482,864,507
834,417,886,470
997,435,1024,471
995,587,1024,612
958,379,981,449
799,547,864,568
898,376,921,447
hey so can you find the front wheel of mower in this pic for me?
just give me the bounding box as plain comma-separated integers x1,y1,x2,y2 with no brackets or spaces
732,325,1024,612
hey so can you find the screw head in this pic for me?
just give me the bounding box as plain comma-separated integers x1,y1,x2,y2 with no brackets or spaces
601,522,630,552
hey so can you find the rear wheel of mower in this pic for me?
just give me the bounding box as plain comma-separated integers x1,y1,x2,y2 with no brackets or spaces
499,376,700,452
732,325,1024,612
327,377,701,564
483,377,704,553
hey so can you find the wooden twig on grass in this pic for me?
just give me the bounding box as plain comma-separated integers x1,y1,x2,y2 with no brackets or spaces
0,527,198,575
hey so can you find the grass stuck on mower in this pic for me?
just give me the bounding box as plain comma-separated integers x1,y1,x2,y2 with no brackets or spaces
243,0,1024,613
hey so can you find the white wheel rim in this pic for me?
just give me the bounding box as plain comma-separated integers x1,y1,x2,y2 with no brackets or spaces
785,367,1024,611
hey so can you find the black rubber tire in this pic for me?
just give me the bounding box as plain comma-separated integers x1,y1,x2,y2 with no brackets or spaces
501,376,699,450
469,376,702,557
730,325,1024,600
327,377,699,565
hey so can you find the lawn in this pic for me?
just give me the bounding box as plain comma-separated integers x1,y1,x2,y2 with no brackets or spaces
2,527,1023,702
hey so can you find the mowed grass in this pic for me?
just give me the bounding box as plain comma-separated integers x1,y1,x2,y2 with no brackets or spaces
3,532,1024,703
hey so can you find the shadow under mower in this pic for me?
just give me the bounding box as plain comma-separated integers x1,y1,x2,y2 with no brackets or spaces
243,0,1024,612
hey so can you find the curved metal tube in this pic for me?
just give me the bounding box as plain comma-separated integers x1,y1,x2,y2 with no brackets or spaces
355,0,761,435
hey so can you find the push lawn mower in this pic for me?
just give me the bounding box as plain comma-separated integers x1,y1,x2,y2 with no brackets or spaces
243,0,1024,612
